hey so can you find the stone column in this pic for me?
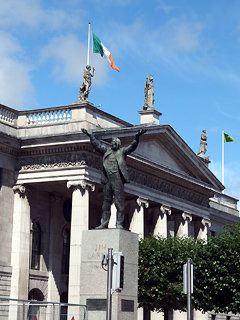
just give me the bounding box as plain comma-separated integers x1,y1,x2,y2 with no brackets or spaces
67,180,95,304
129,197,149,239
153,205,171,237
173,212,192,320
175,212,192,237
129,197,148,320
193,310,208,320
194,217,211,240
10,185,31,301
150,205,171,320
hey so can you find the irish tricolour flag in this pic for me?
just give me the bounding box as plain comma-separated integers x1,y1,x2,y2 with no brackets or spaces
92,32,120,72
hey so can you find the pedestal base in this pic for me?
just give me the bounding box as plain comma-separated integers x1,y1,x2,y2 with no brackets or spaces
80,229,139,320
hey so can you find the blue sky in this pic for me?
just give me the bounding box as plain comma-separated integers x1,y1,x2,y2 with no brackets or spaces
0,0,239,204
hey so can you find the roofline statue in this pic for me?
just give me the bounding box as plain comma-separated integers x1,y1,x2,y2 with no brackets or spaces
143,74,155,110
78,65,95,101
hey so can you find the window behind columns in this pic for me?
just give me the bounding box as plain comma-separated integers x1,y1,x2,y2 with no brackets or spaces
28,288,44,320
60,292,68,320
31,222,41,270
62,228,70,274
0,168,2,189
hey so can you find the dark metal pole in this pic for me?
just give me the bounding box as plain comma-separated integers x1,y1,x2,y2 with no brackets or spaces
106,248,113,320
187,258,191,320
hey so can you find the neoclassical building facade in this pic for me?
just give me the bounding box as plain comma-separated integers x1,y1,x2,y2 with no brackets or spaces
0,101,239,319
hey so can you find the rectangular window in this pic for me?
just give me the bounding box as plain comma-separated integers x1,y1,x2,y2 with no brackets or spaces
31,222,41,270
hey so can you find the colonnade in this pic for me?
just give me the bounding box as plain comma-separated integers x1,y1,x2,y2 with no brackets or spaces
10,179,211,320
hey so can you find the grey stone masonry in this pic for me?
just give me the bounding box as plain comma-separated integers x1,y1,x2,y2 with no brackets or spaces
80,229,139,320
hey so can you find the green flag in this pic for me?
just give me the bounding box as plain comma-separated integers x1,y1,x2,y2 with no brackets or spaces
223,133,236,143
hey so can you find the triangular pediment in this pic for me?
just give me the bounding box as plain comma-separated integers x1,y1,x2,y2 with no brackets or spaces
130,125,223,191
137,139,185,173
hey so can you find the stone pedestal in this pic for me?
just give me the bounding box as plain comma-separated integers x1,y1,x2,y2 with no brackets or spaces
138,109,162,125
80,229,139,320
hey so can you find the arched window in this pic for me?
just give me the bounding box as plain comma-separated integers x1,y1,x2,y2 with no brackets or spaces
62,228,70,274
31,222,41,270
28,288,44,320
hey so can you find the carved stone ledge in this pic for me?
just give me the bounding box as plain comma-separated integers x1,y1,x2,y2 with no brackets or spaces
160,204,172,216
201,217,211,228
13,184,26,194
67,180,95,192
182,211,192,222
136,197,149,208
13,184,32,200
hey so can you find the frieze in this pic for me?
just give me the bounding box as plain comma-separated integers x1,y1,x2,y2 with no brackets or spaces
17,152,102,171
0,145,18,156
129,169,209,208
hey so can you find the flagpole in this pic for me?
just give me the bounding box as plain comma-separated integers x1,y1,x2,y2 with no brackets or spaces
222,129,224,192
87,22,91,66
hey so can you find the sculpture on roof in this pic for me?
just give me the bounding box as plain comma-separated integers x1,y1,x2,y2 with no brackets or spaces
143,74,155,110
78,65,95,101
81,128,147,229
197,129,208,159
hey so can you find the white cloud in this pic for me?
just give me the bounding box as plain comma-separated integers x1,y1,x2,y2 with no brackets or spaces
40,34,109,86
172,22,204,51
0,32,35,110
0,0,82,31
155,0,176,14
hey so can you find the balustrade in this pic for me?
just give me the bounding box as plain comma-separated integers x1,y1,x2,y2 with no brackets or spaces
26,108,72,126
0,106,16,125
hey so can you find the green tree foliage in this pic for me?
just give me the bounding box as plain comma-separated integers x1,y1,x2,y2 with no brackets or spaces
138,223,240,315
194,223,240,314
138,234,205,313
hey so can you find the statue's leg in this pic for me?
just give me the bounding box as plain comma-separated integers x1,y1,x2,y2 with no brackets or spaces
113,176,125,228
96,182,112,229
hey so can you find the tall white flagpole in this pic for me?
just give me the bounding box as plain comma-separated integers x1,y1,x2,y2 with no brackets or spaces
87,22,91,66
222,129,224,192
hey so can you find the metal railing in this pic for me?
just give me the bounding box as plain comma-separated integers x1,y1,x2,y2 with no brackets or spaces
0,297,87,320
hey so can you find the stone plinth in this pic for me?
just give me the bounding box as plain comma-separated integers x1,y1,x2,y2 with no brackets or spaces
138,109,162,125
80,229,139,320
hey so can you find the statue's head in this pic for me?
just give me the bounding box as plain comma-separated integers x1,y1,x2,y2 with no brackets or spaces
111,137,121,150
149,75,154,82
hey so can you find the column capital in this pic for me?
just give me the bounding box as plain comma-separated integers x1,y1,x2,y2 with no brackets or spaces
182,211,192,222
136,197,149,208
201,217,211,228
13,184,32,198
13,184,26,194
160,204,172,216
67,179,95,191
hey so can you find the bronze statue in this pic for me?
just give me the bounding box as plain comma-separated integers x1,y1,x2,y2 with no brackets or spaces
82,128,147,229
78,65,95,101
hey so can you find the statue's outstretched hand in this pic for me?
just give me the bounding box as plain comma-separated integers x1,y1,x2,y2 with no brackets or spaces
81,128,92,137
137,129,148,137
